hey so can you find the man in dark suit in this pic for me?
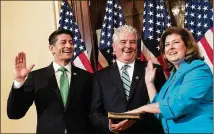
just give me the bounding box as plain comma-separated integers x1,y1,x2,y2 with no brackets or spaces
89,25,166,134
7,29,94,134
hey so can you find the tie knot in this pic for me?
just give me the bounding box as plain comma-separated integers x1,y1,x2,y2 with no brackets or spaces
58,67,67,72
121,64,130,71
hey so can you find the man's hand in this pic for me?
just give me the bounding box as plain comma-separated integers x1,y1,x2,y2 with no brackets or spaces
14,52,35,82
109,119,136,132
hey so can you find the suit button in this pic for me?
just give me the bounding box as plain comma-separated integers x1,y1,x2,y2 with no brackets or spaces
165,128,168,132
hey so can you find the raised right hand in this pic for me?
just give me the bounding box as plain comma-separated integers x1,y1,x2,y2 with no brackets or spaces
145,60,157,84
14,52,35,82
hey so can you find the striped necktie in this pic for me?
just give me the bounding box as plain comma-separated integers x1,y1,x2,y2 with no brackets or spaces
58,67,69,107
121,65,131,100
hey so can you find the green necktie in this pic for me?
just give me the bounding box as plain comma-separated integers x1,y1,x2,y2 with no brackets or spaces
58,67,69,107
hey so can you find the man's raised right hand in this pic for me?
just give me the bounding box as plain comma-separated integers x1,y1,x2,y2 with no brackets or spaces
14,52,35,83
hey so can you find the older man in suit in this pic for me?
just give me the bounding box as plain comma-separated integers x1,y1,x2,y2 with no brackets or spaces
89,25,166,134
7,29,94,134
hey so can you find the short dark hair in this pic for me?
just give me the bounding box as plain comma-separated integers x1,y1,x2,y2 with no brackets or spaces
159,27,203,71
48,29,73,45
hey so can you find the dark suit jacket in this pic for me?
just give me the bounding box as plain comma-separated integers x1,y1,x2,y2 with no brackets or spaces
89,61,166,134
7,63,95,134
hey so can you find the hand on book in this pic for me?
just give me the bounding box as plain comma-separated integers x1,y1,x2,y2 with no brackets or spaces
109,119,136,132
125,109,145,114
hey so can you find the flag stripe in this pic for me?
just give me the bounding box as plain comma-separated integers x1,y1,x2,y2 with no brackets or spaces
141,41,159,64
59,0,94,73
98,51,109,69
184,0,213,71
79,51,94,73
210,27,213,32
198,41,213,72
73,57,85,70
199,36,213,63
156,56,170,76
97,62,104,71
204,28,213,49
73,52,94,73
140,53,147,61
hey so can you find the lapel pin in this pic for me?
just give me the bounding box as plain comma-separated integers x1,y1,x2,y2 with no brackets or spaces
73,73,77,75
135,76,139,79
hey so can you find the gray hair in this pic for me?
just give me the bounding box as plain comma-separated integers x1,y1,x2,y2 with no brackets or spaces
112,25,138,43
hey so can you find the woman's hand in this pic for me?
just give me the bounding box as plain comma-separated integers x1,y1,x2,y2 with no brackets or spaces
126,103,161,115
145,60,157,84
125,109,145,114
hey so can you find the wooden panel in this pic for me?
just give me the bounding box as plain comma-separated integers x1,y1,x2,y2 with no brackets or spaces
123,0,144,37
89,0,106,30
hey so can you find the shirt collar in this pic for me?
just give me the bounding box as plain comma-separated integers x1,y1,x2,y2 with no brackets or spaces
116,60,135,70
53,62,72,73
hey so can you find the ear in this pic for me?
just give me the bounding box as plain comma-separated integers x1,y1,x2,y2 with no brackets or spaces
112,43,116,52
49,45,55,55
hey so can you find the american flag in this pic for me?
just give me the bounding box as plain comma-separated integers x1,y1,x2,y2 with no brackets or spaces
58,0,94,73
184,0,213,72
141,0,171,76
97,0,125,70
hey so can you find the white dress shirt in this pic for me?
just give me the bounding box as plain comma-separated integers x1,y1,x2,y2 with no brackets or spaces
116,60,135,83
13,62,72,89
